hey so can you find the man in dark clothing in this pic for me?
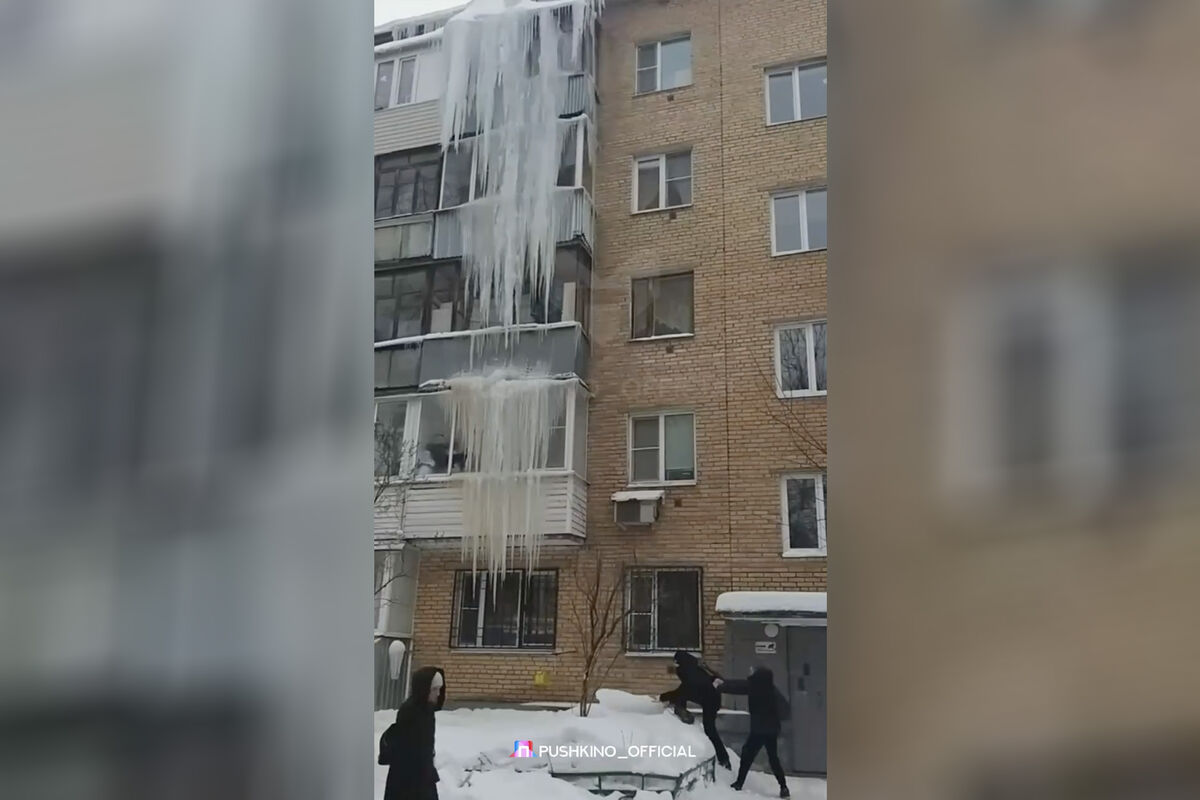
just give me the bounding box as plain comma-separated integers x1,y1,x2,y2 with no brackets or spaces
379,666,446,800
715,666,791,798
658,650,731,769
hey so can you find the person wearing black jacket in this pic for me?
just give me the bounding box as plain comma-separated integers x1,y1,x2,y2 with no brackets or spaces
378,666,446,800
658,650,731,769
715,666,791,798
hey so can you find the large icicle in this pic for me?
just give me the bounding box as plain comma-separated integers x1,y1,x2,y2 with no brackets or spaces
446,371,570,578
440,0,600,329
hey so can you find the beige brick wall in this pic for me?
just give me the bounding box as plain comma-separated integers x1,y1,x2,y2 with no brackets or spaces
407,0,827,703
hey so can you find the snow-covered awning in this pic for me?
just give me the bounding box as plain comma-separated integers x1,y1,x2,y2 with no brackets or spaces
715,591,827,617
610,489,665,503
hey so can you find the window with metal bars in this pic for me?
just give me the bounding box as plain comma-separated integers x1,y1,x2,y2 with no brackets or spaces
450,570,558,649
624,567,701,652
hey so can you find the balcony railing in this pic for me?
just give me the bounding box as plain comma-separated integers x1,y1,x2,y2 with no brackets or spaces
375,320,589,391
432,187,594,260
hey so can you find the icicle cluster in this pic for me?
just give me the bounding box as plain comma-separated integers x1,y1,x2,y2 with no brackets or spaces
446,372,570,577
439,0,601,329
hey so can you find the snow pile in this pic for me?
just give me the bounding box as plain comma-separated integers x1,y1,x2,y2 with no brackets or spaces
440,0,600,330
446,371,571,577
714,592,827,616
591,688,667,716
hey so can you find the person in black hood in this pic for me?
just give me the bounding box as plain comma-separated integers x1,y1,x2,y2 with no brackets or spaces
379,666,445,800
658,650,731,769
715,666,791,797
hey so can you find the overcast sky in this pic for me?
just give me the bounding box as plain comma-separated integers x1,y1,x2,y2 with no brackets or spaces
375,0,464,26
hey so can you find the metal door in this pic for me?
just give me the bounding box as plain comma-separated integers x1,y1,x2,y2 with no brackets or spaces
786,626,827,774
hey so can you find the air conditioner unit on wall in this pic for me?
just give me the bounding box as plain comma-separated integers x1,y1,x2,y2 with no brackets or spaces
611,490,664,529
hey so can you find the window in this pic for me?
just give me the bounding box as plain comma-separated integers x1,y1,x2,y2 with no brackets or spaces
782,473,827,555
771,188,827,254
374,398,410,478
631,272,693,339
635,36,692,94
374,56,417,110
375,150,441,219
375,263,467,342
373,392,571,476
625,568,701,652
765,61,827,124
634,152,692,212
629,411,695,483
776,321,827,396
441,138,488,208
451,570,557,648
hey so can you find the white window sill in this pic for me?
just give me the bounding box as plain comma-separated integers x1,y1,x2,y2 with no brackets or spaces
777,389,827,399
631,333,695,343
633,83,694,98
766,115,827,128
771,246,828,257
632,203,693,216
624,650,694,658
626,479,697,489
782,548,827,558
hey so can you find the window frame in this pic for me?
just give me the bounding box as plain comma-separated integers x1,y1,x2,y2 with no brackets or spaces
627,410,697,486
624,567,703,653
375,149,442,220
375,55,420,111
632,151,693,213
373,385,582,482
449,568,559,650
374,263,468,342
774,320,827,397
770,187,827,255
764,60,827,126
630,271,695,340
781,472,827,557
635,35,693,95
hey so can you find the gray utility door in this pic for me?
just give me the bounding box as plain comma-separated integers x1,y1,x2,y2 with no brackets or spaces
786,626,827,774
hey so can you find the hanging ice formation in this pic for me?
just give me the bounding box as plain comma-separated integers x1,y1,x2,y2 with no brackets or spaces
446,372,570,579
439,0,600,331
433,0,599,582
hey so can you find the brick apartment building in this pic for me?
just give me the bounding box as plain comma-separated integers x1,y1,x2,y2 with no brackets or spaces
372,0,826,772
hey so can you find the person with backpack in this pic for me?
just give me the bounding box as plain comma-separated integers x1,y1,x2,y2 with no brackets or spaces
714,666,791,798
378,666,446,800
658,650,732,770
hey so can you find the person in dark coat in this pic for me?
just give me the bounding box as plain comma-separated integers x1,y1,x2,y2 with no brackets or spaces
715,666,791,798
658,650,731,769
379,666,446,800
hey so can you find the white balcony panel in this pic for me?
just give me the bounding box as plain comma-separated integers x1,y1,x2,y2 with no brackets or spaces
375,472,588,542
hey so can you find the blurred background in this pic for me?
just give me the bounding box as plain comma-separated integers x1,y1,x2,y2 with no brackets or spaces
3,0,1200,797
0,0,372,798
831,0,1200,798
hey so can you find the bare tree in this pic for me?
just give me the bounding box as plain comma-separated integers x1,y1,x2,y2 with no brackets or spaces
565,547,638,717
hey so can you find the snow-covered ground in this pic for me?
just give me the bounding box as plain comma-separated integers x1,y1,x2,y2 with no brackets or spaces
374,690,827,800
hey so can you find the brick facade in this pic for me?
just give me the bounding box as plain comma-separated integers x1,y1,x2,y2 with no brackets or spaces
407,0,827,702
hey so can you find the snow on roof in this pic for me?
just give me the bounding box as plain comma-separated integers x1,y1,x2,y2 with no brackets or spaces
715,591,827,616
611,489,664,502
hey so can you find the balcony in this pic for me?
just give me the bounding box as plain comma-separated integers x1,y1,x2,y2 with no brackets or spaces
433,187,594,259
373,74,594,156
375,471,588,543
375,321,589,391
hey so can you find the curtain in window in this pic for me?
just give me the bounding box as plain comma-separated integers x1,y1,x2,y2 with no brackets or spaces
627,571,654,648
